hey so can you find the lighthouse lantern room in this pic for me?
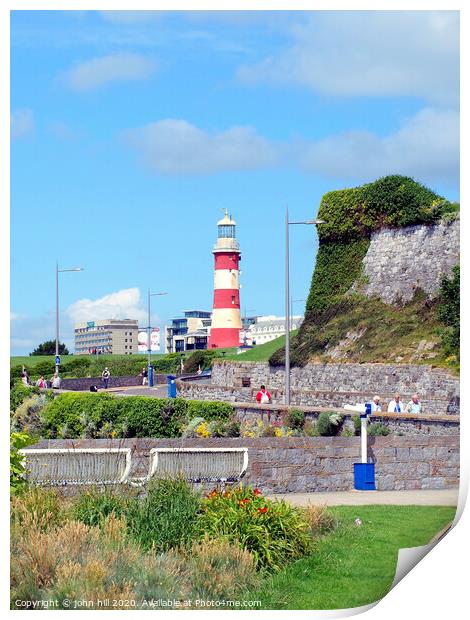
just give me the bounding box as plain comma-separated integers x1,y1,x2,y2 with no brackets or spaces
208,210,242,349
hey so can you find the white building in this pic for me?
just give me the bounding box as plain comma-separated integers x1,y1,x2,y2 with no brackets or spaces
245,315,303,345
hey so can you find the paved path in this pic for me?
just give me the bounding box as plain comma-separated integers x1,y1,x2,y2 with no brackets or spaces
268,488,459,507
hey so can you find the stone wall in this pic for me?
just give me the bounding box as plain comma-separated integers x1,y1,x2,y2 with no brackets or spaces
31,436,460,493
207,361,459,415
60,375,167,391
358,217,459,304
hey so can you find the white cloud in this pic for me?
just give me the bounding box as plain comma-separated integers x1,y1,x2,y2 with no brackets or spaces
64,52,156,92
10,109,34,139
99,10,165,24
237,11,459,106
125,119,278,175
67,288,149,326
297,107,459,185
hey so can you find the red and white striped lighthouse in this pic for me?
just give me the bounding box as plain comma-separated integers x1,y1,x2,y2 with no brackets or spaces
208,211,242,349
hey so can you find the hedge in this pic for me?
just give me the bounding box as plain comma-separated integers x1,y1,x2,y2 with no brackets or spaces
40,393,235,439
10,383,41,413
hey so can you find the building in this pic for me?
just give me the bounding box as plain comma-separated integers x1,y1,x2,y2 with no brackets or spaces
208,211,242,348
164,310,212,353
74,319,139,355
247,315,304,345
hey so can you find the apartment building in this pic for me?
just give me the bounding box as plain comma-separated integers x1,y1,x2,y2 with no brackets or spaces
74,319,139,355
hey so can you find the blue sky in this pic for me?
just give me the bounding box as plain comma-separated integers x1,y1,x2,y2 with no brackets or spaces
10,10,460,355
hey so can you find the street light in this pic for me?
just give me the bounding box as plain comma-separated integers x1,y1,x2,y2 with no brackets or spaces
56,262,84,373
285,209,324,405
147,289,168,386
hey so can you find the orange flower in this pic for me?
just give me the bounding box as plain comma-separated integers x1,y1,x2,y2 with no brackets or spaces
223,491,231,498
253,489,262,496
257,507,268,514
238,498,250,506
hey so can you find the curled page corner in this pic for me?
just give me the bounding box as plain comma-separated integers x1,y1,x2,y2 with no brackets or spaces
391,520,454,591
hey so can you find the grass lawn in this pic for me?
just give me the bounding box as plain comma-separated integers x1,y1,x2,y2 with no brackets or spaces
223,332,296,362
248,505,456,610
10,353,164,367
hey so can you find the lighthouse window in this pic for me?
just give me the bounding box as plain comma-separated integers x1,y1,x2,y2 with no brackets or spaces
218,225,235,238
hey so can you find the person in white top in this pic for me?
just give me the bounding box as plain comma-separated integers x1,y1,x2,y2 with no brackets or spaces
387,393,405,413
371,395,382,412
406,394,422,414
51,372,61,389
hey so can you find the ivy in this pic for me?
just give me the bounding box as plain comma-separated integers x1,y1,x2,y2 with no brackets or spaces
437,265,460,358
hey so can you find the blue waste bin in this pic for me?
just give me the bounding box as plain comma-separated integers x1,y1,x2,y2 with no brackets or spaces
148,365,154,388
167,375,177,398
354,463,376,490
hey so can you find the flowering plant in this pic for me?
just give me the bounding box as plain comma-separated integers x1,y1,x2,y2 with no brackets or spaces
200,484,312,571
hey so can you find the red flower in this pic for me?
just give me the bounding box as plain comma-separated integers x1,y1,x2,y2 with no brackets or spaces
257,507,268,514
253,489,262,496
238,498,250,506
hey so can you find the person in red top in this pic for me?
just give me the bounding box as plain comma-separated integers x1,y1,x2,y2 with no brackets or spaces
256,385,271,404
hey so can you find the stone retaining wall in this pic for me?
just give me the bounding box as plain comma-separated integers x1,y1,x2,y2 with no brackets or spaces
209,361,459,415
358,218,460,304
176,379,457,417
60,375,167,391
31,436,460,493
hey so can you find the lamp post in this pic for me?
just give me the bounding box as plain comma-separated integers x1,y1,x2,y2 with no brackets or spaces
285,209,324,405
56,262,84,374
147,289,168,386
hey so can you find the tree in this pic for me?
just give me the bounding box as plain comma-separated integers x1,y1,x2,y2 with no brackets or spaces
437,265,460,357
30,340,69,356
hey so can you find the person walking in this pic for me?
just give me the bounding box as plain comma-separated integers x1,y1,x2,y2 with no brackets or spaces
256,385,271,404
101,367,110,389
36,375,47,389
50,372,61,389
141,367,148,386
21,370,29,386
388,393,405,413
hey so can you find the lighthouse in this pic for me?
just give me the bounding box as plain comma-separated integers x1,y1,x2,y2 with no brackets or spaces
208,210,242,349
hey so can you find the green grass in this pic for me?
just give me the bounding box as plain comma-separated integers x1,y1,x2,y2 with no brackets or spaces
247,505,456,610
10,353,164,368
223,332,297,362
271,292,456,370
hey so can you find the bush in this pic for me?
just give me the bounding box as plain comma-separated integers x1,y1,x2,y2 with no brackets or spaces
368,423,390,436
10,432,36,495
11,487,70,531
71,489,131,527
303,505,337,536
316,411,343,436
10,394,49,435
188,537,259,600
186,399,234,422
200,486,313,571
437,264,460,358
285,408,305,430
41,392,119,438
41,393,235,439
10,383,40,413
127,478,202,553
183,350,219,374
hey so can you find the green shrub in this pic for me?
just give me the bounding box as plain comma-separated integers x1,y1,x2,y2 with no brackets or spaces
368,423,390,436
11,487,70,531
437,264,459,358
72,488,131,527
10,394,49,435
200,486,313,571
10,383,40,413
10,432,35,495
352,415,361,436
316,411,343,436
184,350,219,374
41,392,119,438
186,400,234,422
40,393,235,439
127,478,202,553
285,408,305,430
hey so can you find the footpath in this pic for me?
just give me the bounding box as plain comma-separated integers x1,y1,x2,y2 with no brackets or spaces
269,488,459,507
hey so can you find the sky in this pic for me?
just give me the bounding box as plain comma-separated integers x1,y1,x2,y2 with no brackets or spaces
10,9,460,355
